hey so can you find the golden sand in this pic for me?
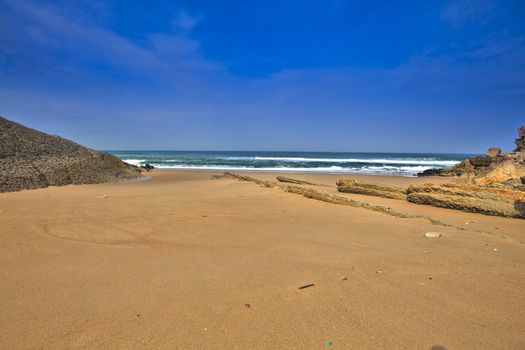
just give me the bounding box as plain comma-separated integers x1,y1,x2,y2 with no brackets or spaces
0,170,524,349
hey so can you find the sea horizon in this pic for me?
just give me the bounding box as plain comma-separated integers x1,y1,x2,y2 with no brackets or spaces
108,150,476,176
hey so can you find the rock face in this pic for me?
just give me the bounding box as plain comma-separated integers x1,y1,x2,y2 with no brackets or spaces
0,116,142,192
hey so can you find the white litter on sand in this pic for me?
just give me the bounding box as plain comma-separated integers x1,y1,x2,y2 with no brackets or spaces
425,232,442,238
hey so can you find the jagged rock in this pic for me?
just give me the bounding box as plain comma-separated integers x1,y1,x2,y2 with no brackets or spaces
515,126,525,152
474,162,525,186
518,126,525,138
503,152,515,160
486,147,502,158
515,139,525,152
0,116,142,192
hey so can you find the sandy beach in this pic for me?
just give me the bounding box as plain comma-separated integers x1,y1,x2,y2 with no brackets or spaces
1,170,524,349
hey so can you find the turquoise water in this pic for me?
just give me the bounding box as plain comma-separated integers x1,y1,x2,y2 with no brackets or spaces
108,151,472,176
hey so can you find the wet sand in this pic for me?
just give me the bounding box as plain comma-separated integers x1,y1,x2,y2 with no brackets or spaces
0,170,524,349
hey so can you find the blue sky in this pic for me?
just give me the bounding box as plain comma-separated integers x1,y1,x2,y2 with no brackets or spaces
1,0,524,153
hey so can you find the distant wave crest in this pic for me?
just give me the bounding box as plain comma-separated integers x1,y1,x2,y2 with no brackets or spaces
116,151,465,177
227,156,460,166
122,162,439,175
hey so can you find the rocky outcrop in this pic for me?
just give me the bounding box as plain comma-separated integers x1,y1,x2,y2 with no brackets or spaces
336,179,407,200
334,178,525,218
418,125,525,188
276,176,324,186
486,147,502,158
515,126,525,152
406,183,525,218
416,167,461,177
0,116,142,192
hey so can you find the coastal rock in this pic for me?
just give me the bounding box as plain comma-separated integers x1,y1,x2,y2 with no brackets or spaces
486,147,502,158
336,179,407,200
406,183,525,218
518,126,525,138
418,125,525,186
417,168,454,177
469,156,493,167
515,126,525,152
141,163,154,171
0,116,142,192
473,162,525,187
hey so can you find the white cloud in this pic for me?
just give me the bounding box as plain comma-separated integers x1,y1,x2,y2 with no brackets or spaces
441,0,494,28
172,11,202,33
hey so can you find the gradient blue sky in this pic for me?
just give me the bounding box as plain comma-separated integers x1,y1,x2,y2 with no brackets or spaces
1,0,524,152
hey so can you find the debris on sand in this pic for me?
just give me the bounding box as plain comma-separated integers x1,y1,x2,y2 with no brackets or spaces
298,283,315,290
425,232,442,238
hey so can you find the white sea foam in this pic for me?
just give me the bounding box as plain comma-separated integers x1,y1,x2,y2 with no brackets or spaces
122,159,145,166
223,156,460,166
145,164,434,176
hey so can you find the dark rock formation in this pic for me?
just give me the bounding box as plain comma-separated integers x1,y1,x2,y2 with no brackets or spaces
0,116,142,192
515,126,525,152
469,156,493,167
141,163,154,171
416,168,462,177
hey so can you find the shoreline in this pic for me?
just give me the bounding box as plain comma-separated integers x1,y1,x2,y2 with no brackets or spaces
138,168,453,186
137,167,427,177
113,150,466,177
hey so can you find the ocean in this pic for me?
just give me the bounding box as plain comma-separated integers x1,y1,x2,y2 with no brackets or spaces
108,151,472,177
